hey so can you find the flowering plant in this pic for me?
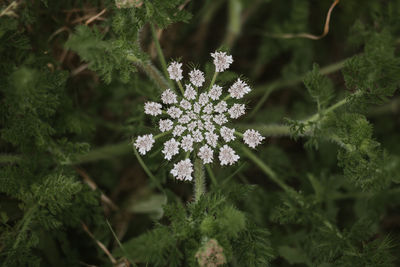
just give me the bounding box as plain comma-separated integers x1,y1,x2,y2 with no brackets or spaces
134,52,265,182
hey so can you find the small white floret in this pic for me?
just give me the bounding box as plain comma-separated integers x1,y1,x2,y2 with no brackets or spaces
208,84,222,100
144,102,162,116
173,125,186,137
211,51,233,72
204,121,215,132
167,62,183,81
184,84,197,100
203,103,213,114
161,89,178,104
220,126,236,142
189,69,205,87
205,132,218,148
170,159,193,181
214,101,227,113
167,106,183,119
198,93,209,106
228,103,245,119
213,114,228,125
159,119,173,132
162,138,180,160
192,129,204,142
228,78,251,99
178,115,191,125
243,129,265,148
180,99,192,110
218,145,240,165
181,135,194,152
193,103,201,114
198,145,213,164
134,134,155,155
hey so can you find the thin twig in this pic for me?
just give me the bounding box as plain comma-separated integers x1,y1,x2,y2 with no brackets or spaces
85,8,107,25
76,168,119,211
270,0,340,40
81,223,117,264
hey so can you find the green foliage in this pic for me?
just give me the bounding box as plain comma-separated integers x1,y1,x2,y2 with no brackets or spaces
303,63,334,110
1,0,400,266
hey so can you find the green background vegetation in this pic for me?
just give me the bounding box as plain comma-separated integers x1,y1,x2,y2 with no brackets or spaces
1,0,400,266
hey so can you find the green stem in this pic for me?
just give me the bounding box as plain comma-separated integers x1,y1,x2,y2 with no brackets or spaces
194,157,206,202
150,23,171,87
73,142,131,164
177,81,185,95
0,154,22,164
249,59,347,118
208,72,218,91
241,146,296,194
127,55,169,90
154,131,172,140
206,164,218,186
133,146,163,192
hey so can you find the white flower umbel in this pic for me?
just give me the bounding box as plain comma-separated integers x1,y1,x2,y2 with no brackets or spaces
243,129,265,148
228,103,245,119
161,89,178,104
211,51,233,72
189,69,205,87
220,126,235,142
167,62,183,81
219,145,240,165
208,85,222,100
181,135,194,152
159,119,173,132
162,138,180,160
171,159,193,181
144,102,162,116
134,134,155,155
184,84,197,100
229,78,251,99
198,145,213,164
135,51,265,182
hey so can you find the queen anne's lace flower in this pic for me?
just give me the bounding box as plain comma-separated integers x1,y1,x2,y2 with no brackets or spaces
189,69,205,87
162,138,180,160
181,135,194,152
167,62,183,81
198,145,213,164
135,51,265,181
184,84,197,100
219,145,240,165
209,85,222,100
161,89,178,104
228,103,245,119
159,119,173,132
220,126,235,142
229,78,251,99
211,51,233,72
134,134,155,155
144,102,162,116
171,159,193,181
243,129,265,148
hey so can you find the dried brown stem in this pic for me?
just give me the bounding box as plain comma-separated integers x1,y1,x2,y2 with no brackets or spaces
270,0,340,40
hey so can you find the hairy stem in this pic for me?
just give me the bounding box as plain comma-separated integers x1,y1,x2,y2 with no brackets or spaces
150,23,174,90
127,55,169,90
194,157,206,202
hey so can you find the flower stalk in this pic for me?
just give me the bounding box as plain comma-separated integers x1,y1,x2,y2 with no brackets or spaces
194,157,206,202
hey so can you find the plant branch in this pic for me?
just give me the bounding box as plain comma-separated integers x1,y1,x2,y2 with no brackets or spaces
249,58,346,118
194,157,206,202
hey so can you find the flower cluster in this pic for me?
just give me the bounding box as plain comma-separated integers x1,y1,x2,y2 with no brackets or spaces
134,51,265,181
